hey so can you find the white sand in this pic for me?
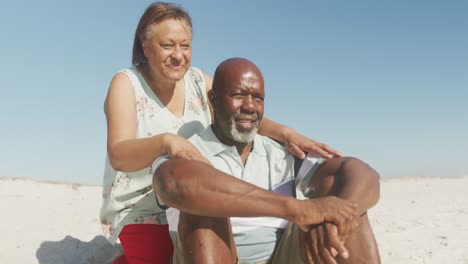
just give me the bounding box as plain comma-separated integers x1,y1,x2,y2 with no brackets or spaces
1,176,467,264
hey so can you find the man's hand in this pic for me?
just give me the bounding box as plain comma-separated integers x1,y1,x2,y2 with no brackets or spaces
295,196,358,234
282,129,341,159
299,223,348,264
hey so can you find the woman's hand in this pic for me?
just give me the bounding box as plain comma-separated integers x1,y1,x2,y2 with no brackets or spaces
162,133,211,164
283,129,341,159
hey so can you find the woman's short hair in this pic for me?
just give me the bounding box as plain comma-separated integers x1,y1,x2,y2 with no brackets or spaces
132,2,193,67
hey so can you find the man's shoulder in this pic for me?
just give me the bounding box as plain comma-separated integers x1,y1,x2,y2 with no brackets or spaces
255,135,289,156
188,131,208,152
187,132,202,144
188,127,213,145
187,127,223,158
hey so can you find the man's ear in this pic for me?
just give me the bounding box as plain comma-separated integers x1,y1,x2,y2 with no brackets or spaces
207,89,215,121
208,89,215,107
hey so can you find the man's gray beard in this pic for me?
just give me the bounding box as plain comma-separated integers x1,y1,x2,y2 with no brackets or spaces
221,116,258,144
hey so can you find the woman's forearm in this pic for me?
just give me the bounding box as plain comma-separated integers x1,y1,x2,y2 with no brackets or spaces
258,118,340,159
108,133,169,172
258,117,292,143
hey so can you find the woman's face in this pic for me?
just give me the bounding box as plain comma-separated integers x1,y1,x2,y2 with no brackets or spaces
143,19,192,82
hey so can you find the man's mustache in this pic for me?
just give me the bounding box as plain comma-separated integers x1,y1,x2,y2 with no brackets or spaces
234,112,258,120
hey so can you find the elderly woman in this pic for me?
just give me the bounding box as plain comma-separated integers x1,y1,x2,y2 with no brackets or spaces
100,2,340,263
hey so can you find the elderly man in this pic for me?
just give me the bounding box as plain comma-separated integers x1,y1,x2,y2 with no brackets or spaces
153,58,381,264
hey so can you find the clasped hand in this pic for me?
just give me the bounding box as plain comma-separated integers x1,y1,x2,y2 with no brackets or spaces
299,215,361,264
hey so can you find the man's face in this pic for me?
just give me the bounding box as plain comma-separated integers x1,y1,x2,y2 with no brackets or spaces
214,70,265,144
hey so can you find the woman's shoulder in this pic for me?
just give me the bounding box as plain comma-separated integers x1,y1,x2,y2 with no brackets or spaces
115,66,139,78
108,67,136,83
110,67,145,92
187,66,205,83
187,66,213,93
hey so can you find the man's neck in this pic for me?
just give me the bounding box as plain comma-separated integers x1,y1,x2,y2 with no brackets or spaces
211,125,253,165
236,144,253,165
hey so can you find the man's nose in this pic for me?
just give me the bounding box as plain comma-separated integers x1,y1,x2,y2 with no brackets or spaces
241,94,256,112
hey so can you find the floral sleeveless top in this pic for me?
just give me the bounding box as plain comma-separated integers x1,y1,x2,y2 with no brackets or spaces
100,67,212,244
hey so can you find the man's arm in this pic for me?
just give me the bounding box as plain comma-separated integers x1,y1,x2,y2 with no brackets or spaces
153,159,358,229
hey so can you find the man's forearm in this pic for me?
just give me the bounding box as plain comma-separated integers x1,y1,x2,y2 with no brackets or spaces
154,159,296,220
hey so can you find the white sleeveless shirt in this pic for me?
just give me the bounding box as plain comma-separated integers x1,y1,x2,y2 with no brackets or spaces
100,66,212,244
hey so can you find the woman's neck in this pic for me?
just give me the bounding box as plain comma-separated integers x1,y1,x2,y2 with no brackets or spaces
140,65,178,104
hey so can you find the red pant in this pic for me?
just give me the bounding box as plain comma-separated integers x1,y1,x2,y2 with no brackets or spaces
114,224,174,264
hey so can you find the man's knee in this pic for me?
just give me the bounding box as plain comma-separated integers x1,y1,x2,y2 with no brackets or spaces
310,156,378,197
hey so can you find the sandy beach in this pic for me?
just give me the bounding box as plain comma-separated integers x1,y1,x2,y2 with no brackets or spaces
1,176,467,264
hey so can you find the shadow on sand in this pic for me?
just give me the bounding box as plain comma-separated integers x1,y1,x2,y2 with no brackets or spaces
36,235,122,264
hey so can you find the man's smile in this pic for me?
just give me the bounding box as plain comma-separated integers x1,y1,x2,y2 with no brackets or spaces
234,115,257,130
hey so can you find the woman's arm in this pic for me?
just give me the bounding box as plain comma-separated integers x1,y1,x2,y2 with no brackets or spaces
105,73,207,172
259,118,341,159
203,72,340,159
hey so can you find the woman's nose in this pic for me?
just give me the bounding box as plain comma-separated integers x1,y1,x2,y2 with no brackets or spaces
171,47,183,61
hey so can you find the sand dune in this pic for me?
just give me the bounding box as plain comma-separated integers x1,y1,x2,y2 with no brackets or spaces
1,176,467,263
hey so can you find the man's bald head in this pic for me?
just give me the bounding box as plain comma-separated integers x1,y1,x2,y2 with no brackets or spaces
212,58,264,98
209,58,265,145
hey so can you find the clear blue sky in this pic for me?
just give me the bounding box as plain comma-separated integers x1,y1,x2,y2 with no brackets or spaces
1,0,467,184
